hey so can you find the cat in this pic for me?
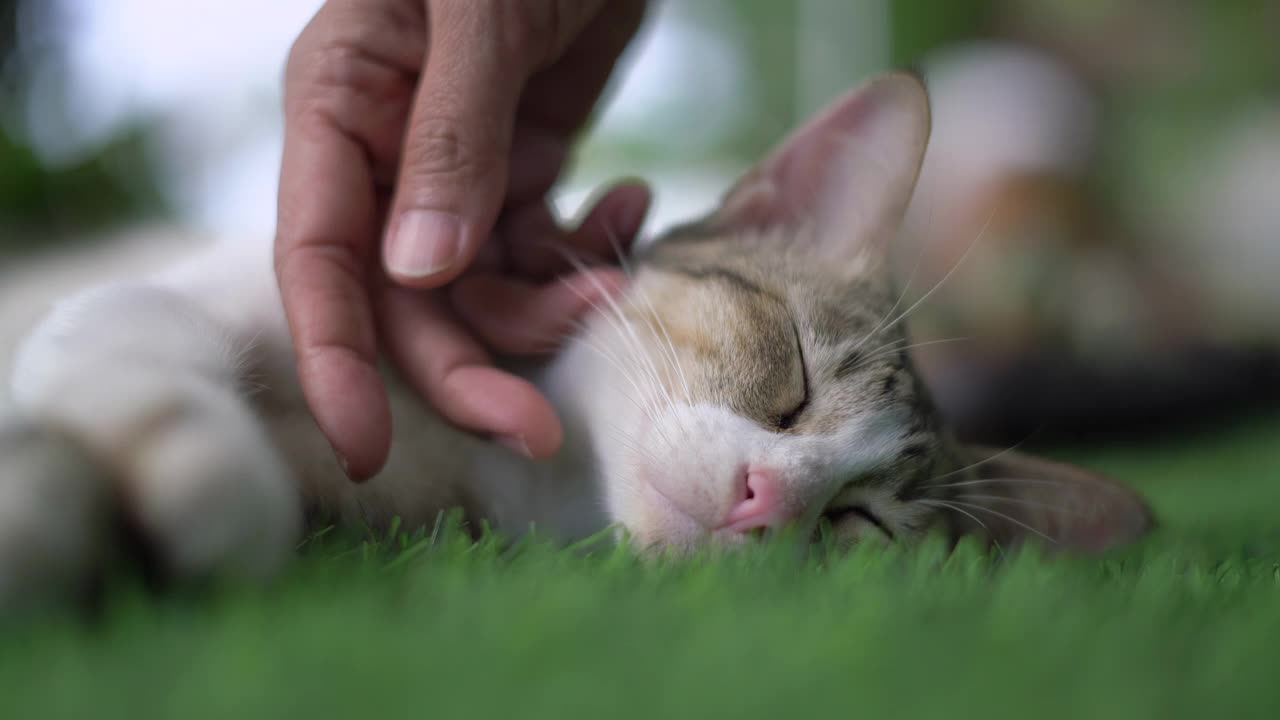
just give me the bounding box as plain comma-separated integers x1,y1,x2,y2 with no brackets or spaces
0,72,1153,606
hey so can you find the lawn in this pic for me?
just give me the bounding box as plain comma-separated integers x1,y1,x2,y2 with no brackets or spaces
1,414,1277,720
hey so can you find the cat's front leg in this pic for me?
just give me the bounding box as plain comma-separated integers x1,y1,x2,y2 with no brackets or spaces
1,284,302,605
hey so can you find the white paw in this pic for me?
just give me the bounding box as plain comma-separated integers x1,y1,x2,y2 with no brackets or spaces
5,283,303,596
115,382,303,580
4,373,303,596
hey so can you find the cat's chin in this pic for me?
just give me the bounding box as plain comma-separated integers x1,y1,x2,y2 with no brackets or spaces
610,497,705,554
612,496,769,556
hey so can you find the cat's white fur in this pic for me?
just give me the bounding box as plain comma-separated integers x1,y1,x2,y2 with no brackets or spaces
5,234,619,577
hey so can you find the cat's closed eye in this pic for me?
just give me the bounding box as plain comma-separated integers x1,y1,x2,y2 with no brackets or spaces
775,319,810,430
819,505,893,540
776,396,806,430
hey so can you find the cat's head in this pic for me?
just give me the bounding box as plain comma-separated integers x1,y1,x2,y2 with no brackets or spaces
565,72,1153,554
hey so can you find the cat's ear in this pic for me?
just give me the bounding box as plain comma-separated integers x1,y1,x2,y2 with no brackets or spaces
945,448,1155,554
707,71,931,253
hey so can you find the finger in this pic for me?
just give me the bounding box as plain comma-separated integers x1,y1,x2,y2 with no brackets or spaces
276,127,392,481
449,269,629,355
382,2,529,288
276,18,397,480
287,0,425,180
506,180,651,279
378,287,564,458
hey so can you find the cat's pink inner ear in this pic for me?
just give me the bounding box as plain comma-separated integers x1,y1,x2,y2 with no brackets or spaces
710,72,931,245
715,170,784,228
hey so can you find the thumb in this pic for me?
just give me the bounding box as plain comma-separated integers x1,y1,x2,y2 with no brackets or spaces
382,2,527,288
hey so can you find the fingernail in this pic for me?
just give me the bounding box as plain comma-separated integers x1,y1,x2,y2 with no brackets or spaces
497,434,533,459
386,210,461,279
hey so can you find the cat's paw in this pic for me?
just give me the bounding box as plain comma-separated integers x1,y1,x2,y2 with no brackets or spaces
111,381,303,581
0,418,113,608
5,283,303,599
4,373,303,599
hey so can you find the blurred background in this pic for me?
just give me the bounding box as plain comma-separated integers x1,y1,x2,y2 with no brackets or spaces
1,0,1277,444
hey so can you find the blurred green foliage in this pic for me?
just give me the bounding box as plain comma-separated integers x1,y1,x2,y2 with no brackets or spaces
890,0,992,65
0,0,166,250
0,127,166,245
713,0,801,160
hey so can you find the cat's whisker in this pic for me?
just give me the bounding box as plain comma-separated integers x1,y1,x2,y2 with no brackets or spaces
877,206,997,338
859,335,908,355
604,426,650,461
566,332,667,431
228,328,264,374
632,287,693,405
847,286,908,357
949,493,1080,514
840,145,933,356
927,497,1059,545
848,336,976,374
598,381,662,432
594,225,691,412
229,330,270,398
938,477,1074,489
600,409,657,460
594,225,690,412
551,266,658,393
916,498,1004,558
552,248,678,426
936,476,1132,498
573,218,687,428
637,311,696,446
594,462,642,506
923,439,1034,487
626,333,683,439
609,312,689,445
603,427,664,483
598,219,636,279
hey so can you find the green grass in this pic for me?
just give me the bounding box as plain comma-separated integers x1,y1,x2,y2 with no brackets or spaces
2,416,1278,719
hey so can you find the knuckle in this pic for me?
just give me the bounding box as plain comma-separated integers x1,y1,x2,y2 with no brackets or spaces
286,94,345,152
503,0,606,60
480,0,574,65
402,117,481,182
294,44,360,101
289,45,384,114
287,5,362,82
285,45,411,152
285,3,421,113
497,6,553,63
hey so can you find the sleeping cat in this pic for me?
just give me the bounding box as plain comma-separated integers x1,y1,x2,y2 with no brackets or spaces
0,73,1152,605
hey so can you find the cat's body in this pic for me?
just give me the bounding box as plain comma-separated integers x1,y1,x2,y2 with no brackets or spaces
4,236,608,582
0,74,1153,606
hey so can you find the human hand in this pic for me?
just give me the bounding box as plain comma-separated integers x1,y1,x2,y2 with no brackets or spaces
275,0,649,480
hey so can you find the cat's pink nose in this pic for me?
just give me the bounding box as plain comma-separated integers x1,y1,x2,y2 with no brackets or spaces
720,468,790,533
